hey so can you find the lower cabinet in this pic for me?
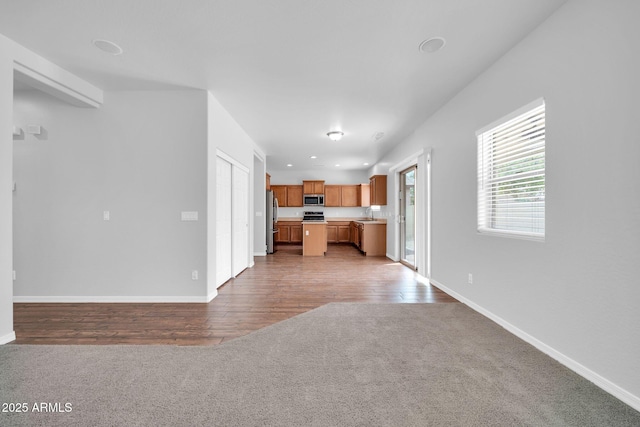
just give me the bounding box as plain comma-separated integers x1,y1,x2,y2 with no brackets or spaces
326,222,351,243
275,221,302,243
350,222,386,256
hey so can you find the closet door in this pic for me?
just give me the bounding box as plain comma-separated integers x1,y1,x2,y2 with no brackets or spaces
216,157,232,288
232,167,249,276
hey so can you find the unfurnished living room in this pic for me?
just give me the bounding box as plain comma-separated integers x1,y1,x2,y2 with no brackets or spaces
1,1,639,426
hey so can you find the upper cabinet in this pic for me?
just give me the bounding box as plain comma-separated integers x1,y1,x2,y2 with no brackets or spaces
324,185,340,207
286,185,303,207
266,173,271,190
303,180,325,194
369,175,387,205
325,184,370,207
271,184,303,207
271,185,287,206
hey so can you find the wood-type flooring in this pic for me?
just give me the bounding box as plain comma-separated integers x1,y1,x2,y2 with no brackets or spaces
13,244,459,345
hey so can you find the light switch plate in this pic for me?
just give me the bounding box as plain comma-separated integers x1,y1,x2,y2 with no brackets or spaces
181,211,198,221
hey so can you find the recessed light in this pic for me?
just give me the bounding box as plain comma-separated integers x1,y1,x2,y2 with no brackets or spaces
363,163,369,166
93,39,123,55
327,131,344,141
286,164,293,167
419,37,446,53
310,155,317,159
335,164,341,167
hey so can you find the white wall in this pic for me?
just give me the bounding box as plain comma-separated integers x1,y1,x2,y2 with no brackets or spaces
253,154,266,256
206,92,264,297
13,89,209,301
0,37,14,343
375,0,640,407
1,32,105,341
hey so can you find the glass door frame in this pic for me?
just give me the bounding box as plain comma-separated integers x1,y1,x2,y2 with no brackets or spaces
399,165,417,270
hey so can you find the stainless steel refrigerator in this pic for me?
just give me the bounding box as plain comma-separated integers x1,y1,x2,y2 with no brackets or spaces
266,190,279,254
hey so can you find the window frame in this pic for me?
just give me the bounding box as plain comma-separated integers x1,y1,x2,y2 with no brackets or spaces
476,98,546,242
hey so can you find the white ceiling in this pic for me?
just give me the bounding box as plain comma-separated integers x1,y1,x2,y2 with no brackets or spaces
1,0,567,171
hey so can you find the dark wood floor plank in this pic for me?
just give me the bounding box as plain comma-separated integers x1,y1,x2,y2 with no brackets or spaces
13,244,458,345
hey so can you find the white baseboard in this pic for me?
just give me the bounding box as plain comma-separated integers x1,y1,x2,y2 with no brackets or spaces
206,289,218,303
13,295,211,303
430,278,640,412
0,331,16,345
254,251,266,257
386,253,399,261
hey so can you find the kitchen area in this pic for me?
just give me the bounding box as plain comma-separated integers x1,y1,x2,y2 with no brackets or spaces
266,176,388,257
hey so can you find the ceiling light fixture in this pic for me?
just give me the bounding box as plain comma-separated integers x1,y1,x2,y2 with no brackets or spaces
286,163,293,167
310,155,317,159
419,36,446,53
327,131,344,141
92,39,123,55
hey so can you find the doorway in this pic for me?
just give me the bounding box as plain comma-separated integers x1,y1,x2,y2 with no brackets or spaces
399,165,417,269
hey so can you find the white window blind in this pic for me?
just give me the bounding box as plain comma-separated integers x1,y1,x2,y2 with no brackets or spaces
477,99,545,240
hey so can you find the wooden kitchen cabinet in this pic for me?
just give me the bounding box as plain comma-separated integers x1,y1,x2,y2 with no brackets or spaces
290,224,303,243
359,184,370,207
275,224,290,243
275,220,302,243
271,185,287,206
266,173,271,190
286,185,303,207
325,184,370,207
350,222,360,247
350,221,386,256
369,175,387,206
324,185,341,207
327,222,351,243
326,225,338,243
340,185,358,207
337,225,350,242
303,180,325,194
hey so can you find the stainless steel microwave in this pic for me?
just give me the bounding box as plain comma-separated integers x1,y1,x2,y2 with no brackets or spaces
303,194,324,206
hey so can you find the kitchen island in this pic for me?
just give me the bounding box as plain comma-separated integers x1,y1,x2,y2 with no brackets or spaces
302,221,327,256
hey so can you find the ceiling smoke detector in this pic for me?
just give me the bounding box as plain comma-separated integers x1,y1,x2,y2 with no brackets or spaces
93,39,123,55
419,37,446,53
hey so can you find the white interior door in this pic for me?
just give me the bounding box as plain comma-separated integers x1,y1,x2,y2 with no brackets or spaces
232,167,249,276
216,157,232,287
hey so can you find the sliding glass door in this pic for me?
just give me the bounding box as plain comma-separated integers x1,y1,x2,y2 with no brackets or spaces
400,166,417,269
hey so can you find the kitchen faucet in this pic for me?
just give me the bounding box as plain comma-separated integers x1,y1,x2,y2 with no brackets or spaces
366,207,374,220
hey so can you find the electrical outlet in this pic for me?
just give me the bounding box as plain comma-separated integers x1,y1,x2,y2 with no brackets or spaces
468,273,473,284
103,211,110,221
13,270,16,281
191,270,199,280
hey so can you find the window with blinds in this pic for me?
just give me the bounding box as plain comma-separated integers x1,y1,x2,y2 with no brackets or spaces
477,99,545,240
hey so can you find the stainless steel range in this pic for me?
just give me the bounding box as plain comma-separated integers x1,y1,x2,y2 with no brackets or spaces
303,211,325,221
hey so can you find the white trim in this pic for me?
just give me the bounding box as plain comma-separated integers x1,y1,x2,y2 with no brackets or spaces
13,295,211,303
0,331,16,345
206,289,218,303
14,62,102,108
476,97,545,136
216,149,249,173
386,252,399,262
429,278,640,412
389,148,424,172
254,251,266,257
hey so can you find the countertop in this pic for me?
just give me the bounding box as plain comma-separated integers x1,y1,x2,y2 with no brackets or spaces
279,217,387,224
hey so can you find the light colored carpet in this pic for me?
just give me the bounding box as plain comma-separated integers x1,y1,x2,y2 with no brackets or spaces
1,303,638,426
